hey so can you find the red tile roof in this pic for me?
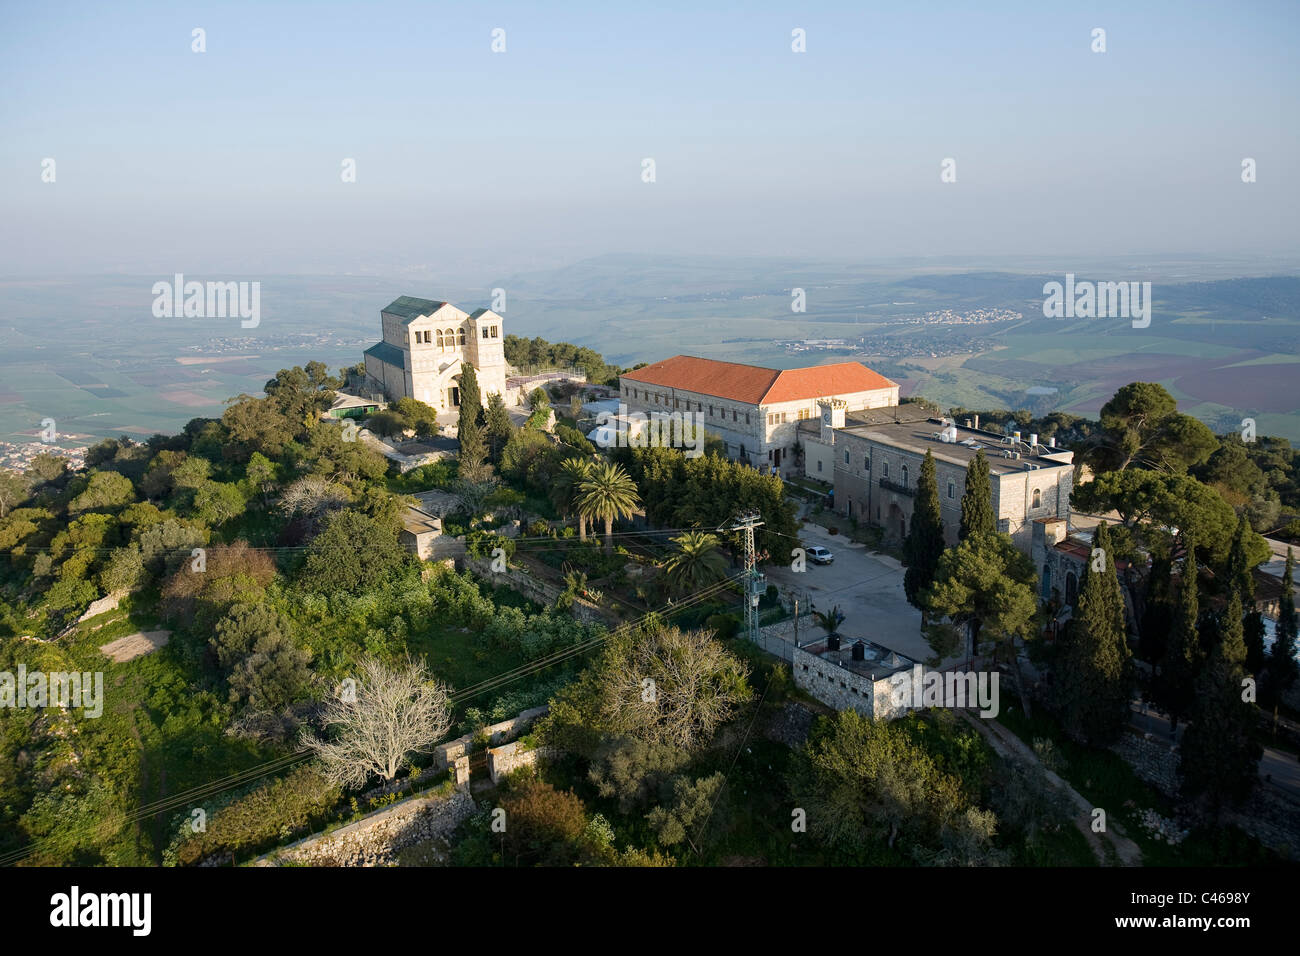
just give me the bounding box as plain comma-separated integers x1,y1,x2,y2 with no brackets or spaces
620,355,897,406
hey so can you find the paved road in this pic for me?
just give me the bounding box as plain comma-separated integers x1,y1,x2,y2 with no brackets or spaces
1129,700,1300,800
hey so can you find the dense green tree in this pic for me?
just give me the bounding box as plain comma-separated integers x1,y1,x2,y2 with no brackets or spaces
390,397,440,439
1084,382,1217,474
300,507,410,593
244,452,278,504
25,453,69,489
958,450,994,541
1073,469,1261,568
0,469,31,518
646,772,725,847
1179,591,1261,811
925,532,1038,700
903,450,946,620
1158,538,1203,733
791,710,997,864
497,777,590,866
192,480,247,527
68,471,136,513
1054,523,1134,745
500,428,562,491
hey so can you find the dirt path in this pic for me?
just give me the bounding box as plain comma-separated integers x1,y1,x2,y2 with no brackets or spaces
959,709,1143,866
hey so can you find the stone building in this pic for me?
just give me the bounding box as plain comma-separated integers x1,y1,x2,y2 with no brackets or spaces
791,638,918,720
363,296,507,410
617,355,898,477
803,409,1075,555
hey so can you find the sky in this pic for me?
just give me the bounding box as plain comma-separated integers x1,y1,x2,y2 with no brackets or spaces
1,0,1297,280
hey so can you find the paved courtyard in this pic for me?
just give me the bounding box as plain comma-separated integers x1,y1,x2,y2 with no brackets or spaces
765,521,933,664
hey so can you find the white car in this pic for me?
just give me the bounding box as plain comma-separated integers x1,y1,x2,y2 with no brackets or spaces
806,546,834,565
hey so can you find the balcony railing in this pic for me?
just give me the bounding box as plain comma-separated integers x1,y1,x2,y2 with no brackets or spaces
879,477,914,497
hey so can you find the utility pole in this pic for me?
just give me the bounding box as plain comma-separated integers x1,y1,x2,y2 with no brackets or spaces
722,511,765,645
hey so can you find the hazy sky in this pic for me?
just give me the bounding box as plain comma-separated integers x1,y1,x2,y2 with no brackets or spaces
2,0,1297,280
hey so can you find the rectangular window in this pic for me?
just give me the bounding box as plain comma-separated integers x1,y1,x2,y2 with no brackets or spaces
745,413,750,424
864,457,870,471
733,410,738,422
844,451,850,464
882,462,889,477
817,460,823,473
482,327,490,339
948,481,955,499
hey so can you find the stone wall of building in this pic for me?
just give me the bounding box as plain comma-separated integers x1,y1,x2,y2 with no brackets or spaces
792,644,881,717
829,429,1072,553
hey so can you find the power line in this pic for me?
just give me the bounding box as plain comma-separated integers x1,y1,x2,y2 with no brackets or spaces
0,573,745,866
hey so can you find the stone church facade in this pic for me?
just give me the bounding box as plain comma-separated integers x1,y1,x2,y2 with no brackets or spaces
363,296,507,410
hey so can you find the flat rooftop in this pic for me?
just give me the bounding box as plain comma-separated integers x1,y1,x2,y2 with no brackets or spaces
402,505,442,536
837,418,1073,475
800,638,916,682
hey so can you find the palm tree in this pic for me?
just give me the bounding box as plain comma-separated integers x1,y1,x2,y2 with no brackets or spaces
662,531,729,595
812,605,845,640
577,460,641,554
552,456,593,541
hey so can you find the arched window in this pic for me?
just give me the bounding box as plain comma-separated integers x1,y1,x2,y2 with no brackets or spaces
457,328,466,346
1032,488,1042,509
435,329,445,348
901,464,909,487
445,329,456,350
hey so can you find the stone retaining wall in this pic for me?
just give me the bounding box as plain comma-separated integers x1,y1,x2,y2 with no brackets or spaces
259,788,476,867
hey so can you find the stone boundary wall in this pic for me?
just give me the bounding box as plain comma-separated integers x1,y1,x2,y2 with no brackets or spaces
431,705,549,771
488,742,556,783
462,555,609,623
256,788,476,867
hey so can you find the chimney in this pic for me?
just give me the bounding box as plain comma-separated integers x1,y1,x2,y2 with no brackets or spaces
965,418,972,428
851,640,866,662
827,634,841,651
973,414,979,430
1049,436,1056,448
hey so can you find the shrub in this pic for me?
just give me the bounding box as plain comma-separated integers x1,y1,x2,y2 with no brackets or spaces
172,765,341,866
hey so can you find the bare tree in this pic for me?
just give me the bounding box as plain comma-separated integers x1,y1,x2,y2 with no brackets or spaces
300,656,453,789
277,475,349,524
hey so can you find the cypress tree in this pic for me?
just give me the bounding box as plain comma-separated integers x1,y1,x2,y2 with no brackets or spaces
903,450,946,621
1268,547,1299,698
1228,514,1266,674
1159,535,1202,733
456,363,490,482
1180,591,1261,810
484,391,514,464
958,450,995,541
1056,522,1134,745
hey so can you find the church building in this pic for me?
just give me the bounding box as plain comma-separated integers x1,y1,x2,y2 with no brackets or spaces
363,296,508,410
